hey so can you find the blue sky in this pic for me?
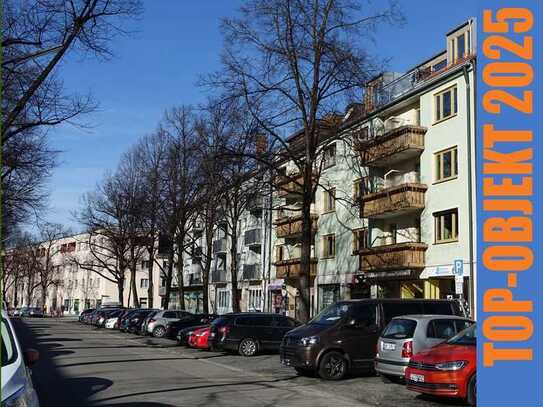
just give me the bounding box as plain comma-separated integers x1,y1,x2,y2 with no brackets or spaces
45,0,476,231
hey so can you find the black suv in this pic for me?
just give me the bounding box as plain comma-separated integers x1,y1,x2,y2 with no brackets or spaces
209,313,301,356
280,298,466,380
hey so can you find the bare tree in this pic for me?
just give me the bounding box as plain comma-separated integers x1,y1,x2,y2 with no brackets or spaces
34,222,70,310
158,107,201,310
131,132,169,309
206,0,402,321
1,0,141,241
75,168,145,306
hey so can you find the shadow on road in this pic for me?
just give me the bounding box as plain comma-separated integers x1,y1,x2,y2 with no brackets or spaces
12,318,113,407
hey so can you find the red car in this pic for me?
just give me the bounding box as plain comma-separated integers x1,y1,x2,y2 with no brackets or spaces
188,326,211,350
406,324,476,405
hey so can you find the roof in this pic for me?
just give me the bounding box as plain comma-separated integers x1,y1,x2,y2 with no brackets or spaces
392,314,473,321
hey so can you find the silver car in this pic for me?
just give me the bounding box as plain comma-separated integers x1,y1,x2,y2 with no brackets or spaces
147,310,192,337
1,310,40,406
375,315,474,380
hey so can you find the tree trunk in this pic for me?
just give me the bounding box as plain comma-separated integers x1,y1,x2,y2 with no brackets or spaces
163,247,175,309
297,163,313,322
13,277,19,308
118,277,125,306
176,232,186,311
230,221,241,313
202,227,213,314
147,247,155,309
40,286,47,312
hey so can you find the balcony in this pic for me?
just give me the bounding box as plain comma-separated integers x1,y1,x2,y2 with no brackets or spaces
357,242,428,272
275,214,318,239
356,125,426,166
274,258,318,279
212,238,227,254
244,228,262,247
212,269,227,283
360,183,427,218
275,172,315,199
242,264,262,280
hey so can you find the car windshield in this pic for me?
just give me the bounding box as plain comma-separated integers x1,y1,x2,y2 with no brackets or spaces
447,324,476,346
381,318,417,339
1,318,18,367
309,302,352,325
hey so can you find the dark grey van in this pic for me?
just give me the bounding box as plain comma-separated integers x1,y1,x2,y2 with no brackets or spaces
280,299,465,380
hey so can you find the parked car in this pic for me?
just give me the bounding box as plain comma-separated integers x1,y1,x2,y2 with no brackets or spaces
105,316,120,329
1,310,40,407
146,310,193,338
177,325,207,346
118,309,143,332
78,308,95,322
97,309,123,328
375,315,474,380
27,308,44,318
12,308,22,317
280,298,466,380
18,307,30,317
406,324,476,405
188,326,211,349
140,310,160,335
122,309,159,334
209,313,301,356
165,314,218,339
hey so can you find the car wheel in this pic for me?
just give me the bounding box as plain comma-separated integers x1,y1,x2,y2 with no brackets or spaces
238,338,258,357
318,351,348,381
467,375,476,406
153,326,166,338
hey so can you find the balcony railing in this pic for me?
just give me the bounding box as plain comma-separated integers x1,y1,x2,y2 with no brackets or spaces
242,264,262,280
212,269,227,283
212,238,227,254
356,125,426,166
360,183,427,218
357,242,428,272
274,214,318,238
275,172,315,199
244,228,262,246
274,258,318,279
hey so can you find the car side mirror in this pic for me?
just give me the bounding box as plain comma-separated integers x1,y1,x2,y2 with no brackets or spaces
24,348,40,366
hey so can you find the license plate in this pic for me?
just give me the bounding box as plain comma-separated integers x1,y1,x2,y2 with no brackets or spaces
410,373,425,383
383,342,396,351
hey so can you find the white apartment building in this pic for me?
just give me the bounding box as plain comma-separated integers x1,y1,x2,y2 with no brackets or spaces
271,19,477,318
7,232,162,314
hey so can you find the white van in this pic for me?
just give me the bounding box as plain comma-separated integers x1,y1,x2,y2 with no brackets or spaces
1,309,40,406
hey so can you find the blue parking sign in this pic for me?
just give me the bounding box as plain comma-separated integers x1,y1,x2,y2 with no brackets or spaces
454,259,463,276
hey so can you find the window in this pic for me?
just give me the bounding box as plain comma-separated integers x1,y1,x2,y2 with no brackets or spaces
435,147,458,181
318,284,339,311
352,228,368,253
248,289,262,311
323,188,336,212
217,290,230,311
432,59,447,73
381,319,417,339
435,86,458,122
163,311,177,318
451,31,470,61
275,316,297,328
322,143,337,169
434,209,459,243
1,318,18,368
427,319,457,339
322,234,336,258
353,177,373,199
353,179,362,201
140,278,149,288
382,302,424,324
141,260,150,269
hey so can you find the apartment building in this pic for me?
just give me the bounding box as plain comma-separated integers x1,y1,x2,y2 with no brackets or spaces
271,19,477,318
6,232,162,314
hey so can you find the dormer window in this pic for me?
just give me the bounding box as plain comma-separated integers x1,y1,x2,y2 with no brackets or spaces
449,27,471,62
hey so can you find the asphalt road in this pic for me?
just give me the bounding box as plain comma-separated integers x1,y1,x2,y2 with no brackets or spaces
12,318,469,407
